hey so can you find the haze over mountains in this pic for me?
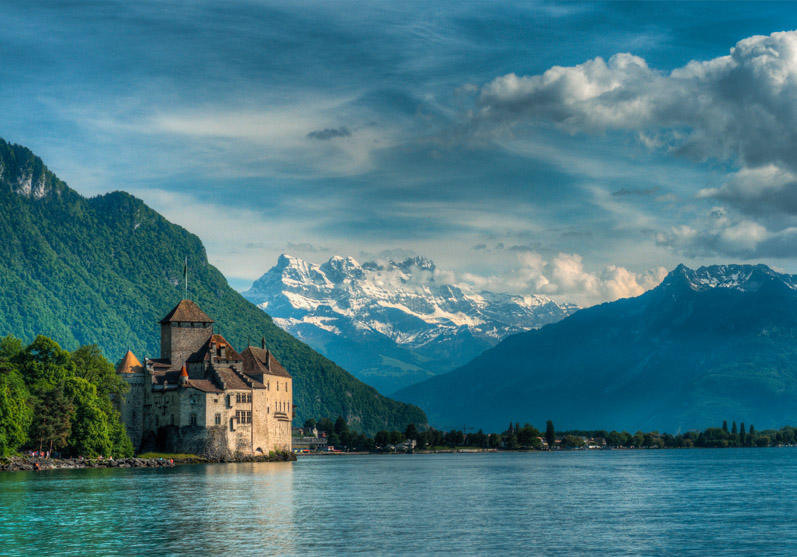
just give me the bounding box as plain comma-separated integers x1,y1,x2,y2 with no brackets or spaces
243,254,577,393
0,138,425,434
396,264,797,433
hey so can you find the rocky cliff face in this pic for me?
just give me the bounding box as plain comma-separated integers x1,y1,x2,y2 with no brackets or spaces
244,254,578,393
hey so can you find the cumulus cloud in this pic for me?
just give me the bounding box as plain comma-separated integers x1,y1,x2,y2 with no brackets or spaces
478,30,797,259
460,250,667,306
655,205,797,258
479,31,797,172
698,164,797,216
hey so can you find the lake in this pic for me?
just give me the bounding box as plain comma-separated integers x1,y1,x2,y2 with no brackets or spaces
1,449,795,555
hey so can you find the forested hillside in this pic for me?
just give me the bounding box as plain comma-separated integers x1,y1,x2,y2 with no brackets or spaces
0,139,426,434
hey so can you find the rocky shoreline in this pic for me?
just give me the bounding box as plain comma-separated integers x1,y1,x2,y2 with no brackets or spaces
0,456,176,472
1,451,295,472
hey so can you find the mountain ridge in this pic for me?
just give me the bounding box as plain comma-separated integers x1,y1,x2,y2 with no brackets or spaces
0,137,426,434
243,253,578,393
395,263,797,432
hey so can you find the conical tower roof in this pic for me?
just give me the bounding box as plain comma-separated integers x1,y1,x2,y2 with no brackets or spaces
117,350,144,374
160,299,214,324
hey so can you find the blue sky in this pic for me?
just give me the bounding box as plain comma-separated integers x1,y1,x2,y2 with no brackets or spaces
4,1,797,304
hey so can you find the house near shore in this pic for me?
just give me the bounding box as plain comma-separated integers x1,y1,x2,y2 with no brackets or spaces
116,299,293,457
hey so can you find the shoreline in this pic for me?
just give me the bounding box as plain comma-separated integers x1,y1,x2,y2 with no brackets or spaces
0,451,296,472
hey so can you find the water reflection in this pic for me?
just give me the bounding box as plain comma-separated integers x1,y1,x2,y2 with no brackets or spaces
1,450,796,555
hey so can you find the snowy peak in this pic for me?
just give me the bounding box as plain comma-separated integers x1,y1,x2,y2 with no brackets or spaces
661,263,796,293
243,254,578,393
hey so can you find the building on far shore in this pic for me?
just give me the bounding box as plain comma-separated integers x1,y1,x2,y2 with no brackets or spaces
115,299,293,457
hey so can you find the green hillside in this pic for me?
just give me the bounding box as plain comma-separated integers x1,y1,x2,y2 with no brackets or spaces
0,138,426,434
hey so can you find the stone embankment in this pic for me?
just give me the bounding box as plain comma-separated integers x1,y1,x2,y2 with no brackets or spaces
1,451,296,472
0,456,175,472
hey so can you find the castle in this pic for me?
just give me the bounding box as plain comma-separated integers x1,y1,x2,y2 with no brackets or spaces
116,299,293,457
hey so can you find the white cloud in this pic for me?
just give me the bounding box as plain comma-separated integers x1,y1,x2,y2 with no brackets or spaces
458,250,666,306
479,30,797,174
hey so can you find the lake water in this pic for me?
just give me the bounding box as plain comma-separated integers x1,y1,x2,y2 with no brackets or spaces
1,449,795,555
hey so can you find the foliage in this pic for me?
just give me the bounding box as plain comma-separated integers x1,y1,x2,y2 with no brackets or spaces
0,138,425,435
0,334,133,457
0,362,32,456
305,416,797,453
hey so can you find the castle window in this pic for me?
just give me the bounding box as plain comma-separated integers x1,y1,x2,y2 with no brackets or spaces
215,413,221,425
230,418,235,432
190,414,197,426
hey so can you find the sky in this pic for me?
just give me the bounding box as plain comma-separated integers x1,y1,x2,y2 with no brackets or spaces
4,1,797,305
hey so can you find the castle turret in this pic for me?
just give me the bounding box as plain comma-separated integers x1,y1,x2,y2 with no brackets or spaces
159,299,214,366
116,350,146,451
179,364,189,387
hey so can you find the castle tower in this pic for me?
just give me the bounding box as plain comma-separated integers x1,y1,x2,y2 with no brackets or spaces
159,299,214,366
116,350,146,450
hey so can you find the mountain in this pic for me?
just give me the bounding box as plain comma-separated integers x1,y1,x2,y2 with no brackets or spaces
243,254,577,393
0,138,426,434
395,264,797,432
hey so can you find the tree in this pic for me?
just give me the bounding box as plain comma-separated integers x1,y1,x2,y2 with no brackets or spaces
317,417,334,435
0,362,31,456
404,423,418,441
562,435,585,448
740,422,746,445
72,344,127,399
722,420,728,433
334,416,348,435
29,384,73,452
303,418,317,431
0,335,23,361
63,377,113,457
545,420,556,448
375,430,389,447
16,336,75,394
732,421,737,434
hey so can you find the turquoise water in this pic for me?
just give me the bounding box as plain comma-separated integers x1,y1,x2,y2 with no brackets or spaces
1,449,795,555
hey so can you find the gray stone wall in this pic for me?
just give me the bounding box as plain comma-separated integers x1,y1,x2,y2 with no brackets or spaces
120,372,146,451
161,322,213,365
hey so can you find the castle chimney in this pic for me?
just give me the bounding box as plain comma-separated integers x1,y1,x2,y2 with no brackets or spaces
261,336,266,350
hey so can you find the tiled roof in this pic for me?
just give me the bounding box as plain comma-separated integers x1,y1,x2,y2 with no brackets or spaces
241,346,291,378
117,350,143,374
212,365,265,390
187,334,243,363
159,299,214,324
152,369,223,393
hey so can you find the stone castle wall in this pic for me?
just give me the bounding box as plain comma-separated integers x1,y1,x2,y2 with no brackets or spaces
120,372,146,450
161,323,213,364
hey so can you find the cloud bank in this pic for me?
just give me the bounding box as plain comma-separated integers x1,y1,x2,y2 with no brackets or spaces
478,30,797,259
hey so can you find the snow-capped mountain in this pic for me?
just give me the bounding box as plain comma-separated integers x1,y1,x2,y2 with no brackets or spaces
243,254,578,394
396,263,797,432
662,263,797,292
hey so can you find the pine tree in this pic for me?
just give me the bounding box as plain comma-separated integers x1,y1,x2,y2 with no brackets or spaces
722,420,728,433
740,422,746,445
732,421,737,434
545,420,556,448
